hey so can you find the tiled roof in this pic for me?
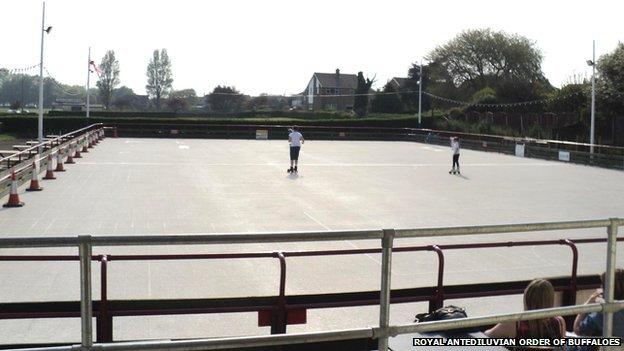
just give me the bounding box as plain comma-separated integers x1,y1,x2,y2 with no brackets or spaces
391,77,408,88
314,72,358,89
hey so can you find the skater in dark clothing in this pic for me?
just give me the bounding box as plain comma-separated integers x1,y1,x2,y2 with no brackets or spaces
288,126,304,173
449,137,460,174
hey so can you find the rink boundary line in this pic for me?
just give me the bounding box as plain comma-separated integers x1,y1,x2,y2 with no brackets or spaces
74,162,564,167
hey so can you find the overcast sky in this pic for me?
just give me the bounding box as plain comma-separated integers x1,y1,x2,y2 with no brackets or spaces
1,0,622,97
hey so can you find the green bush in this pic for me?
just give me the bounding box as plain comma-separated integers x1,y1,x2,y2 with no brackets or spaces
0,114,441,135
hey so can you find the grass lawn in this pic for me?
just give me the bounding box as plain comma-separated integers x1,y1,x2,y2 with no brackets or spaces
0,134,16,142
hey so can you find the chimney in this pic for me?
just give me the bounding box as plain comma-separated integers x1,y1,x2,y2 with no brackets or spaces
335,68,340,92
335,68,341,109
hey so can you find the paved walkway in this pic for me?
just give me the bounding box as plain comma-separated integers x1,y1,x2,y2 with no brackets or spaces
0,138,623,343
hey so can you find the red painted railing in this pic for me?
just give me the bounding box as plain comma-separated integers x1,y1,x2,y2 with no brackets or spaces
0,237,620,344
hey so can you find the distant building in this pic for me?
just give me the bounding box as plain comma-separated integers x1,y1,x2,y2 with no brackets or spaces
51,98,103,112
387,77,408,90
302,69,358,111
290,92,305,109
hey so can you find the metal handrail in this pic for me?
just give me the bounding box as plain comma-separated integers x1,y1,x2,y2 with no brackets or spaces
2,219,621,249
1,218,622,351
0,123,103,164
3,237,616,335
0,124,104,185
108,122,624,152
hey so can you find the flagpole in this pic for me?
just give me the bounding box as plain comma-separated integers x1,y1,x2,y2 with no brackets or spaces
38,1,46,143
86,47,91,119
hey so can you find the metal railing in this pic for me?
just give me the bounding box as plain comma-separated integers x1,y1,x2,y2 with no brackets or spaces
1,236,618,343
107,122,624,170
0,218,622,351
0,124,105,198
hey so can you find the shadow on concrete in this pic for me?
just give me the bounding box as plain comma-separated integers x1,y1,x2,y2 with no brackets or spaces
457,173,470,180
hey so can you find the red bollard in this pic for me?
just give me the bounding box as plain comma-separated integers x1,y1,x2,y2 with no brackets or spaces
3,171,25,207
82,137,89,153
66,145,75,164
55,150,66,172
26,161,43,191
43,154,56,180
74,143,82,158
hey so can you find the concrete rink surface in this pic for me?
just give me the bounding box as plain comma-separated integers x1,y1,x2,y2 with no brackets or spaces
0,137,623,344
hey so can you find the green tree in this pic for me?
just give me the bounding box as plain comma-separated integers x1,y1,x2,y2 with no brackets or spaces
597,42,624,116
112,86,137,110
0,68,8,89
467,87,497,112
426,29,550,102
548,84,588,113
354,72,374,117
207,86,244,112
246,94,269,110
167,96,187,112
170,89,198,109
146,49,173,110
371,84,402,113
96,50,120,110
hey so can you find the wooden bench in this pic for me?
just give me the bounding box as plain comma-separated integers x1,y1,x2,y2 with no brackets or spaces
0,150,18,158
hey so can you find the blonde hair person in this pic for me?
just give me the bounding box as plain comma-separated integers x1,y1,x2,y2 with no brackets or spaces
485,279,566,339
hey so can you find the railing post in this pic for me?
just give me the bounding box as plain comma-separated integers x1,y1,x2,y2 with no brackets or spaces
378,229,395,351
560,239,579,330
603,219,618,339
429,245,445,312
97,255,112,343
79,235,93,349
272,252,287,335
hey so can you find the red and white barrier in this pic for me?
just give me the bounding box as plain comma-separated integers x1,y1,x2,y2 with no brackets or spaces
82,136,89,153
43,154,56,180
26,160,43,191
65,144,75,164
74,142,82,158
55,150,66,172
3,171,25,207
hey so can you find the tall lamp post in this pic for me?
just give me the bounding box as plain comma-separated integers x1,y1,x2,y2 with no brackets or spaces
38,1,52,143
417,60,423,126
586,40,596,154
86,47,91,119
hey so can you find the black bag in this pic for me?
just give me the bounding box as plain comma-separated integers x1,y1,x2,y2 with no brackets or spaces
414,305,467,323
414,305,477,333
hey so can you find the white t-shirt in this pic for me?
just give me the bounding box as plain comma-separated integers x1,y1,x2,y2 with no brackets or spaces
289,131,303,147
451,140,460,155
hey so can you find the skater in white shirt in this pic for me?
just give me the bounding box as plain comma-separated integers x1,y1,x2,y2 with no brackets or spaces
288,126,304,173
449,137,460,174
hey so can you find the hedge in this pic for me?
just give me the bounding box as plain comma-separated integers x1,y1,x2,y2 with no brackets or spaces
46,110,357,119
0,115,438,136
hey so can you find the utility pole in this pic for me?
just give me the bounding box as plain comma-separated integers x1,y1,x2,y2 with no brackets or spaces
38,1,46,143
20,76,24,113
418,60,423,126
589,40,596,154
86,47,91,118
